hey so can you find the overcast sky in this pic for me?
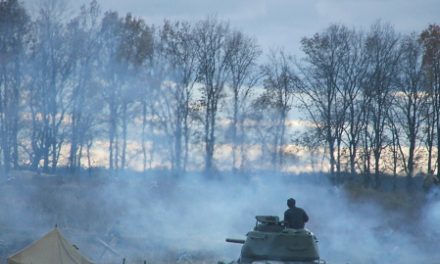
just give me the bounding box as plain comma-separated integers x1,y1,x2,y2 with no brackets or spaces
26,0,440,55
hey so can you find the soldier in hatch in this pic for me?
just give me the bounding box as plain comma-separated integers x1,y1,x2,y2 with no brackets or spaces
284,198,309,229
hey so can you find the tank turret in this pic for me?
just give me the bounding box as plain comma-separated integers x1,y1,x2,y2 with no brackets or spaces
226,215,326,264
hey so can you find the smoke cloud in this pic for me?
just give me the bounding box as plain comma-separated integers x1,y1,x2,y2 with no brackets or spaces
1,172,439,264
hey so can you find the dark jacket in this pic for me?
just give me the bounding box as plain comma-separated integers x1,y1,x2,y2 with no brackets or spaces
284,206,309,229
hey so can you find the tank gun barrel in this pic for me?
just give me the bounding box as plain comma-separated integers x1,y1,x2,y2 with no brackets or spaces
226,238,245,244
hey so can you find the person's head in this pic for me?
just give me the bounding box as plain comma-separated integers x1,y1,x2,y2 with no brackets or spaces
287,198,296,208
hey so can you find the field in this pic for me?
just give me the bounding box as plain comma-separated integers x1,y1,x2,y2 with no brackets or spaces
1,169,439,264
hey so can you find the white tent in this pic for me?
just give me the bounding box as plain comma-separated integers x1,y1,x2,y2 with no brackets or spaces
7,228,94,264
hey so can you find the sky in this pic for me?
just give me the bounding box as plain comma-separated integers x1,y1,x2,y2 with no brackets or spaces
25,0,440,55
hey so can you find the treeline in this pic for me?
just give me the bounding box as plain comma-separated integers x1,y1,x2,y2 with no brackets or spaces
0,0,439,188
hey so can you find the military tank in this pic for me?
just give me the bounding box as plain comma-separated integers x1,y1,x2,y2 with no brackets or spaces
226,215,326,264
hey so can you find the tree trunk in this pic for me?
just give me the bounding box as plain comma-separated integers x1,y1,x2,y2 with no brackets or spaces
121,102,127,170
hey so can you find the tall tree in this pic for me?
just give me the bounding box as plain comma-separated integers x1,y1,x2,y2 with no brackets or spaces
67,0,102,171
392,33,426,189
340,30,369,176
260,50,298,170
118,14,153,170
363,22,400,188
98,11,152,171
420,24,440,179
159,20,198,174
0,0,29,172
28,0,75,172
98,11,123,171
225,30,261,173
297,25,353,181
193,18,231,176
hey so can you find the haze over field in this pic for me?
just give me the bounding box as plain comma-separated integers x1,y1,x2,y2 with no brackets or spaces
1,173,440,264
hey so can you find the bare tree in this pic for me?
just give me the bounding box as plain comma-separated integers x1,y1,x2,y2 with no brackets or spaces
296,25,353,181
421,96,436,176
260,50,298,170
420,24,440,179
363,22,400,188
98,11,123,171
119,14,153,170
387,102,405,189
159,20,199,174
246,98,277,170
67,0,102,172
139,48,165,172
0,0,29,172
193,18,231,176
340,30,369,176
225,30,261,174
28,0,75,172
392,33,426,189
98,11,152,172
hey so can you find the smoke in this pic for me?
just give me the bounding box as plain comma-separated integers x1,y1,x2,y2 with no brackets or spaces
1,172,440,264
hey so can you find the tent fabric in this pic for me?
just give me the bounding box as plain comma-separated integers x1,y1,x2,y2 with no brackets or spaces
7,228,94,264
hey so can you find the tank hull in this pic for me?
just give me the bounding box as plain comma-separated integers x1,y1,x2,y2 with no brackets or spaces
226,216,327,264
239,258,325,264
250,261,326,264
240,229,321,263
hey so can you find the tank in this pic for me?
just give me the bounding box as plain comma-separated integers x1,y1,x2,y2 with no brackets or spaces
226,215,326,264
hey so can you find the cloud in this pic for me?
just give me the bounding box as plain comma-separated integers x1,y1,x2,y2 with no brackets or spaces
25,0,440,55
